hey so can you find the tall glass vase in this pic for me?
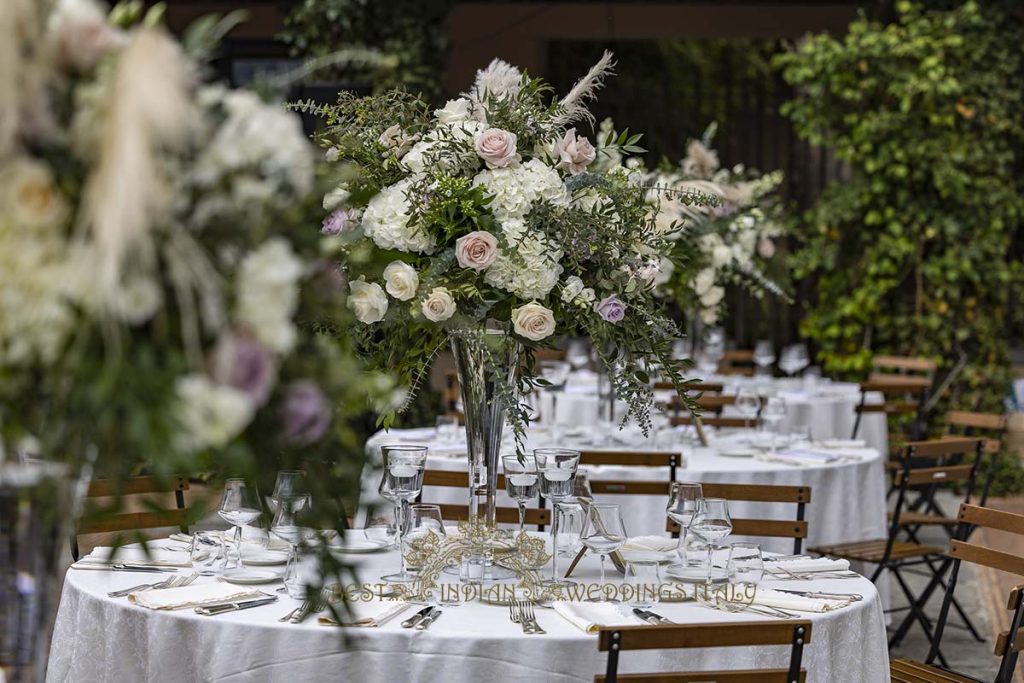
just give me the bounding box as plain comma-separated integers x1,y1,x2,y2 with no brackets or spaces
1,460,88,683
450,327,522,529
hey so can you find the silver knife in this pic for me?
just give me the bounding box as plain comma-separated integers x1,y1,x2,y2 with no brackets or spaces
112,563,179,573
195,596,279,616
632,608,672,625
414,608,442,630
401,606,434,628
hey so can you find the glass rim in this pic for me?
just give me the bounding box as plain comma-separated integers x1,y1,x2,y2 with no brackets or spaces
533,447,580,456
381,444,429,452
409,503,442,511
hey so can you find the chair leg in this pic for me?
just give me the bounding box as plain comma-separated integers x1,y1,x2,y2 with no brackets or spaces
891,566,947,667
888,558,949,648
921,556,985,643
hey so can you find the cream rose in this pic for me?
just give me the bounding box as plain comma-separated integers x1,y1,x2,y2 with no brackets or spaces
421,287,456,322
455,231,499,271
561,275,585,303
379,124,415,158
512,302,555,341
434,98,472,124
553,128,596,175
347,278,388,324
382,260,419,301
474,128,519,169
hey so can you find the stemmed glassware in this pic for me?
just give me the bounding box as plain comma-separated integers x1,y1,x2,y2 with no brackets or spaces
690,498,733,583
535,448,581,587
271,494,310,598
735,388,760,430
218,479,262,569
379,445,428,583
761,397,787,452
566,339,591,371
753,340,775,376
502,454,538,535
580,503,627,602
270,470,308,513
539,360,572,439
779,343,810,377
666,482,703,569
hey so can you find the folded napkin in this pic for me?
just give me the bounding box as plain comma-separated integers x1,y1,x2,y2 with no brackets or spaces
318,600,411,627
765,558,850,574
751,588,848,613
73,546,191,569
552,601,645,634
821,439,866,449
620,536,676,555
755,449,850,467
129,582,264,610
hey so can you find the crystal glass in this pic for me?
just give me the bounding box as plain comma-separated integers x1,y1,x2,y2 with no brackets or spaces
535,447,580,586
671,338,692,361
539,360,572,438
667,482,703,567
364,511,399,549
761,396,787,452
753,340,775,376
555,502,584,557
270,470,307,513
502,454,538,534
625,560,662,609
271,495,311,598
434,414,459,443
728,542,764,586
218,479,262,569
580,503,627,602
405,503,446,565
735,388,760,430
566,339,591,371
779,343,810,377
690,498,733,583
379,444,428,583
190,531,222,576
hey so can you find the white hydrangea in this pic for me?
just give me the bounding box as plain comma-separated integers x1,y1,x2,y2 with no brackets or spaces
483,218,563,299
236,238,304,353
472,158,569,222
174,374,255,453
362,177,436,254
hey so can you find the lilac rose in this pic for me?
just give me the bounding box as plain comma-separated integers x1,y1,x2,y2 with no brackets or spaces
594,294,626,323
280,380,332,446
321,208,359,236
210,331,278,406
474,128,519,169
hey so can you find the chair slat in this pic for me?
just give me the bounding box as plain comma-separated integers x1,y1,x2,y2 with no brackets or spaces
655,381,724,393
595,669,805,682
945,411,1007,432
994,628,1024,656
434,503,550,526
956,504,1024,535
423,470,471,487
591,480,670,496
87,475,189,498
702,482,811,504
895,464,975,487
670,416,756,429
668,518,807,540
905,438,983,459
948,540,1024,576
78,509,189,535
872,355,938,373
597,621,811,651
861,379,929,394
579,451,681,467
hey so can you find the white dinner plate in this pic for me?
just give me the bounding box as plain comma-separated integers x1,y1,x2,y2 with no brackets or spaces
330,539,391,554
665,564,729,584
241,550,289,566
220,568,282,585
719,447,757,458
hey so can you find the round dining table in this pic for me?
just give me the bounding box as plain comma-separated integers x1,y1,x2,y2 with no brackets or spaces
48,538,890,682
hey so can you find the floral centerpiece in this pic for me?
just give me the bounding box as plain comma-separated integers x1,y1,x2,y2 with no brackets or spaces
301,53,715,528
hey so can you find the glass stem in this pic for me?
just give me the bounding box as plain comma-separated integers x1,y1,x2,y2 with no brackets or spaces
680,527,688,567
518,502,526,535
550,502,560,583
599,553,607,589
706,544,714,584
234,525,243,568
398,499,409,576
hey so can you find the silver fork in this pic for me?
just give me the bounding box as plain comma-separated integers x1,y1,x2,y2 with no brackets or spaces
108,572,192,598
279,601,308,623
518,600,545,635
509,602,533,634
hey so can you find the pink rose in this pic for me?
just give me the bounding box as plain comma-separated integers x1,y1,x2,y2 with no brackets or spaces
474,128,519,169
454,231,499,271
553,128,596,175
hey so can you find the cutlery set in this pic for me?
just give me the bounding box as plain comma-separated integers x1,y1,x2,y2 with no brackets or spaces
402,606,443,630
195,595,279,616
107,573,198,598
508,600,545,634
632,608,673,625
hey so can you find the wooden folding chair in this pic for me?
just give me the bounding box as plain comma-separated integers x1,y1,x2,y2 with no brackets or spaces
73,475,191,560
851,376,931,442
670,415,761,430
418,470,550,530
578,450,684,483
812,447,985,654
945,410,1007,456
891,504,1024,683
892,438,990,535
596,620,812,683
718,349,756,376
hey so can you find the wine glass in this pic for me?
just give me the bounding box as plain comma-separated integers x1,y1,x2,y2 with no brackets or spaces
539,360,572,438
271,495,310,598
671,338,691,361
753,340,775,376
728,542,764,586
761,397,787,452
502,454,538,535
363,509,398,549
434,415,459,444
666,482,703,568
403,504,456,604
779,344,810,377
580,503,627,602
535,448,580,587
735,388,760,430
379,444,428,583
566,339,591,371
218,479,262,569
625,561,662,609
690,498,733,584
270,470,308,513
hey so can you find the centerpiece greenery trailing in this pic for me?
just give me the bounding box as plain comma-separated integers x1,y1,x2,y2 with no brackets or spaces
776,0,1024,490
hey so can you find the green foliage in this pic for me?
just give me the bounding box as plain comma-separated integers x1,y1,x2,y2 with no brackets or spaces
776,1,1024,412
282,0,455,103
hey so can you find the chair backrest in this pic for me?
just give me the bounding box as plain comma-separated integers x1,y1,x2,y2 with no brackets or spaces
696,394,737,415
718,349,756,376
871,354,937,378
655,381,724,394
74,475,191,559
925,504,1024,680
852,375,931,441
670,415,760,430
533,348,567,362
596,620,812,683
578,450,683,482
945,410,1007,454
419,470,549,530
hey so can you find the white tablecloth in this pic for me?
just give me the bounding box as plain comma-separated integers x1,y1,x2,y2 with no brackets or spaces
365,427,888,555
539,372,889,454
48,540,889,682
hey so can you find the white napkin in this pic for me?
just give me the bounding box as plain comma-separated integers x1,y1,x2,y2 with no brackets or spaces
620,535,676,553
752,588,848,613
821,439,866,449
765,558,850,575
73,546,191,568
552,601,645,634
318,600,411,627
129,582,265,610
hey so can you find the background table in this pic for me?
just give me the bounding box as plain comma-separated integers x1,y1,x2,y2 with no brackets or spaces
365,427,889,555
49,540,890,682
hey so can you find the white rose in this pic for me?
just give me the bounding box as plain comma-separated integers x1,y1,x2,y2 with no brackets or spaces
700,285,725,307
561,275,585,303
578,287,597,305
379,124,415,157
174,374,255,453
711,244,733,268
512,302,556,341
694,268,716,295
421,287,456,322
323,186,350,211
347,277,388,324
434,98,472,124
382,260,419,301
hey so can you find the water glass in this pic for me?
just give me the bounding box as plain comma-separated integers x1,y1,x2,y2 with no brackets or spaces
364,511,399,549
753,340,775,375
625,561,662,609
728,542,764,586
690,498,733,583
218,479,262,570
379,444,428,583
667,482,703,567
434,415,459,443
554,502,584,557
580,503,627,601
270,470,307,512
502,454,538,534
535,448,581,587
566,339,591,371
190,532,222,576
735,388,760,429
761,397,787,452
